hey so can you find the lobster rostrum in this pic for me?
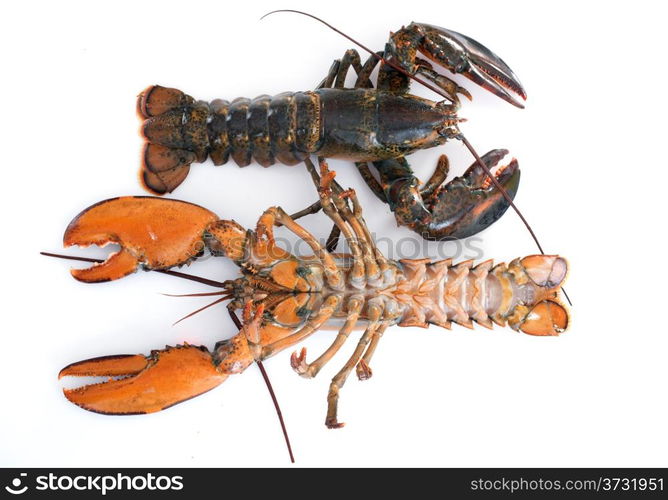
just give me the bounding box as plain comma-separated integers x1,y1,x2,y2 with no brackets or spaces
59,162,568,428
137,21,525,240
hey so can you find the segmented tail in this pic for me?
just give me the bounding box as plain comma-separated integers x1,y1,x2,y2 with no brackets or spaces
137,85,316,194
396,254,569,335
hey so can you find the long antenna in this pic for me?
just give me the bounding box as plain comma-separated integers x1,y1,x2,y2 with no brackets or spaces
261,10,457,103
261,10,571,306
228,309,295,464
42,250,296,462
39,252,229,288
172,295,231,326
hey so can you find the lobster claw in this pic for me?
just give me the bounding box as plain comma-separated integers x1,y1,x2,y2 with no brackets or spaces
58,304,262,415
63,197,221,282
430,149,520,239
59,345,227,414
389,149,520,240
395,23,527,108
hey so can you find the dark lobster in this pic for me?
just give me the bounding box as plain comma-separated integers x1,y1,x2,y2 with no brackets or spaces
137,22,525,240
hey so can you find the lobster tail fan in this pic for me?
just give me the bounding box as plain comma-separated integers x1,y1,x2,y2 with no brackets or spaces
140,144,193,194
520,255,568,289
137,85,193,118
137,85,208,194
518,300,569,336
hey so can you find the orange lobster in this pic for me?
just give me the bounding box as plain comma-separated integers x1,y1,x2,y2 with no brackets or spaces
56,161,569,429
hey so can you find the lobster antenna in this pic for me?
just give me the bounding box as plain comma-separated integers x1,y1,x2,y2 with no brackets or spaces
260,10,455,102
172,296,232,326
261,10,571,306
228,309,296,464
40,252,229,288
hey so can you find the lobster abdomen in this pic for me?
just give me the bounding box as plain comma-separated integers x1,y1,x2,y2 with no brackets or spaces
138,86,321,193
137,85,320,194
392,255,569,335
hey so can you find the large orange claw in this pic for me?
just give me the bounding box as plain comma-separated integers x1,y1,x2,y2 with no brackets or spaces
59,345,227,414
64,197,220,282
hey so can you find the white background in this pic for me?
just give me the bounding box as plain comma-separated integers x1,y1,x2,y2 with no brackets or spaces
1,0,666,467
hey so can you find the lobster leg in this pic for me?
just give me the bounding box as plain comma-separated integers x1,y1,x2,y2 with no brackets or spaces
257,206,345,292
326,300,386,429
325,225,341,253
291,295,364,378
302,157,347,255
340,186,392,285
318,49,363,89
260,295,341,359
316,178,392,382
318,59,339,89
304,168,396,425
316,160,370,289
285,200,322,221
354,162,387,203
306,157,394,284
355,322,389,381
317,48,379,91
413,63,472,106
304,154,381,280
420,154,450,199
280,197,341,254
334,178,393,283
355,52,383,89
280,172,341,254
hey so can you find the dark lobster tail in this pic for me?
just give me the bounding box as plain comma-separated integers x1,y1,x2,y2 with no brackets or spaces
137,86,320,194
